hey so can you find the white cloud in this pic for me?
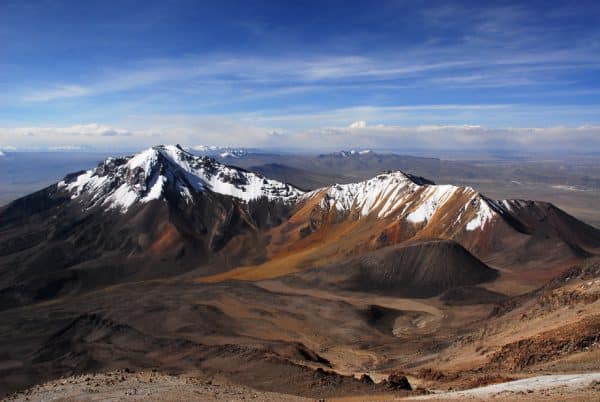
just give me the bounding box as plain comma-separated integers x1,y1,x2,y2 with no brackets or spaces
349,120,367,129
0,145,17,151
2,119,600,154
0,124,135,150
47,145,85,151
260,124,600,153
0,123,131,138
16,37,600,103
0,119,270,150
23,85,90,102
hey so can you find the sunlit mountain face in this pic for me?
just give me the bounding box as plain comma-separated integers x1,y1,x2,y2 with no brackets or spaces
2,1,600,400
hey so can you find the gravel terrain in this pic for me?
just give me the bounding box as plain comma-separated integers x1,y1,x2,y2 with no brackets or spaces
3,370,310,402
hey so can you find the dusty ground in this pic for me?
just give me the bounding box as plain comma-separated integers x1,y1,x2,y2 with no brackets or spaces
333,373,600,401
2,260,599,399
404,373,600,401
3,370,310,401
6,371,600,401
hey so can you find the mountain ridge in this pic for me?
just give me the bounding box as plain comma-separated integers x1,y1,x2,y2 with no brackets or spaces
57,144,304,213
1,145,600,399
2,144,599,295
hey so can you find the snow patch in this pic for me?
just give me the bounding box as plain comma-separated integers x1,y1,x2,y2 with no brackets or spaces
320,172,417,218
406,185,459,224
552,184,585,192
141,175,166,202
465,198,496,231
103,183,138,212
408,373,600,400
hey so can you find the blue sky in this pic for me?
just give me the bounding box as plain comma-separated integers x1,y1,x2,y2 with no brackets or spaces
1,0,600,152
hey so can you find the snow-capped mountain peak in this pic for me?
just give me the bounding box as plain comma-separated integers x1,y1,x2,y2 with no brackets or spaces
59,145,304,212
325,149,375,158
310,170,513,232
191,145,248,158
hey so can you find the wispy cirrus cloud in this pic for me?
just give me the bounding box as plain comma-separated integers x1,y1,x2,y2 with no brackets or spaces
22,85,90,102
2,0,600,155
17,40,600,104
0,123,133,149
20,56,462,102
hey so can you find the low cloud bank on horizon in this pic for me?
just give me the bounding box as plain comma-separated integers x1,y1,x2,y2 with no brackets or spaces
2,120,600,154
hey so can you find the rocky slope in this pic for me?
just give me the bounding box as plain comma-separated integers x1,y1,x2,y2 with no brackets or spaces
2,146,599,305
281,240,499,298
57,144,302,212
211,170,600,283
1,146,600,401
0,145,304,308
303,171,600,256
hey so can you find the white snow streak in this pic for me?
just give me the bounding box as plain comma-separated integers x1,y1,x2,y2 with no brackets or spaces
407,373,600,400
465,198,496,231
320,173,417,218
406,185,459,224
60,145,303,212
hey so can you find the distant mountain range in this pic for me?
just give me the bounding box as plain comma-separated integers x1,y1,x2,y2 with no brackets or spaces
190,145,250,159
